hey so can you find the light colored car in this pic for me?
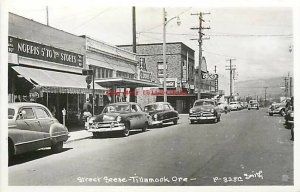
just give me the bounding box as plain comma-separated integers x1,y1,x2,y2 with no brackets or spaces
86,102,149,137
144,102,179,127
189,99,221,124
217,102,231,113
248,100,259,110
8,102,69,161
268,102,286,116
229,101,239,111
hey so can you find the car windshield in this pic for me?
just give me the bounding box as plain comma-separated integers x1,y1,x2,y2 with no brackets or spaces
8,108,15,119
194,101,214,107
103,104,131,113
144,104,164,112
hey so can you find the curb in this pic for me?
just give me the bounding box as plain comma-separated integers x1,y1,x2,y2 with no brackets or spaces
65,135,93,144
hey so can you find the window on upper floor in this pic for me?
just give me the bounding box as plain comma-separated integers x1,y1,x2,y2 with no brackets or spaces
157,62,168,78
139,58,146,70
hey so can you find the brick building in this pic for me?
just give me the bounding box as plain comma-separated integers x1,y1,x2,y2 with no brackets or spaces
118,42,196,113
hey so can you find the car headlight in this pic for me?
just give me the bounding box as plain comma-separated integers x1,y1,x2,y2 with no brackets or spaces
189,109,193,113
153,114,158,120
210,109,214,113
290,112,294,118
88,117,96,124
116,116,121,123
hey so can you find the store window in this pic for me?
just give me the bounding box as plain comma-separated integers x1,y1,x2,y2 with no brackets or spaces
157,62,168,78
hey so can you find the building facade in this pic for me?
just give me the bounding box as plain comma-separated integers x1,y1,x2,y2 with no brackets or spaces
118,42,196,113
8,13,158,127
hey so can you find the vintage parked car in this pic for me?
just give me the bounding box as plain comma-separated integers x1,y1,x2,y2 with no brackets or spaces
86,102,149,137
268,102,286,116
189,99,221,124
248,100,259,110
229,101,240,111
144,102,179,127
8,102,69,161
217,102,231,113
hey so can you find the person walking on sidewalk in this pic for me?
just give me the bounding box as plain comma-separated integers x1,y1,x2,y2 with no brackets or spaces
82,98,92,127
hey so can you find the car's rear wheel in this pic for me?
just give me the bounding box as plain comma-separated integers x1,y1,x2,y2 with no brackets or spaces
213,118,218,123
51,141,63,153
123,122,130,137
173,119,178,125
280,109,285,116
8,140,14,165
142,122,148,132
217,116,221,122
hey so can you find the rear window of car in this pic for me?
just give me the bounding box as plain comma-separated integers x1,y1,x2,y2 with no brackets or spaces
35,107,50,119
144,104,164,111
8,108,15,119
194,101,214,107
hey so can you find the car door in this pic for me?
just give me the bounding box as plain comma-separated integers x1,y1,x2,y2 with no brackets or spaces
168,104,177,120
15,107,44,152
34,106,55,146
163,104,171,121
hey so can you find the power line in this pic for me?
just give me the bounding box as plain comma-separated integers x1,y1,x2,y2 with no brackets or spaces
72,8,111,31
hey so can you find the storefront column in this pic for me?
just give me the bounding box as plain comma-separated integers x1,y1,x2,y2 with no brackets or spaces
111,85,116,103
130,87,136,102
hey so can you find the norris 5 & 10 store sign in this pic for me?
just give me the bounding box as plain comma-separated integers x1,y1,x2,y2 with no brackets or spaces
8,36,83,67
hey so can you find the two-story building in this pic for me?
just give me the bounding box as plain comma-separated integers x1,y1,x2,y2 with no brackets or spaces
118,42,196,113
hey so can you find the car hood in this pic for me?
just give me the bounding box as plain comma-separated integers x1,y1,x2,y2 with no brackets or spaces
191,106,214,112
94,113,121,122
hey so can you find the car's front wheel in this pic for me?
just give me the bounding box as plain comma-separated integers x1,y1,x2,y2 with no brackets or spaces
123,122,130,137
51,141,63,153
280,109,285,116
269,113,273,116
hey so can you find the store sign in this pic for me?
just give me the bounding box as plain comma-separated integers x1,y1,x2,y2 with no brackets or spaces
8,36,83,67
140,70,151,81
166,81,176,87
201,73,218,80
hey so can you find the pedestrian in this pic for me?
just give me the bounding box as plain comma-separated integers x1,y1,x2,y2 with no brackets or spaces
82,98,92,118
51,106,56,117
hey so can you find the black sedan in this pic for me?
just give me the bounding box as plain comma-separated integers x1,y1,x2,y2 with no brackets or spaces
86,102,149,137
144,102,179,127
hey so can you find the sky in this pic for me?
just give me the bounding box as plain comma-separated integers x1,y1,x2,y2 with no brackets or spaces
6,0,294,86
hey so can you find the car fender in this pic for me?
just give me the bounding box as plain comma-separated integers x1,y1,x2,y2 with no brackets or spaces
49,123,69,144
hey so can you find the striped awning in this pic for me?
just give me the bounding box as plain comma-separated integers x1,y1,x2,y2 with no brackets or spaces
12,66,106,94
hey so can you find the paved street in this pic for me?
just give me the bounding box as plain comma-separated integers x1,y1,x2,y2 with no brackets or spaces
9,109,293,186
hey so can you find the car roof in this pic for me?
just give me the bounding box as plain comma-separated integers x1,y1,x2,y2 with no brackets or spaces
145,102,170,106
107,102,137,105
195,99,215,102
8,102,47,108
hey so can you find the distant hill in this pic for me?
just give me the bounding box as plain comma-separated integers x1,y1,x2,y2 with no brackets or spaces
235,77,291,102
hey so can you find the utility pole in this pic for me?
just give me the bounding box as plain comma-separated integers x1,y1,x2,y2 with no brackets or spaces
132,6,136,54
264,87,268,107
46,6,49,26
290,76,293,97
225,59,236,102
191,12,210,100
283,76,289,98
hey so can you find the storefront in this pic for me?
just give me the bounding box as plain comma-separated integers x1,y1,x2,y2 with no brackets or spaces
8,36,105,126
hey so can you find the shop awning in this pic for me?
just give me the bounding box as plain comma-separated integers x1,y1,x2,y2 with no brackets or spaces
95,77,161,88
12,66,106,94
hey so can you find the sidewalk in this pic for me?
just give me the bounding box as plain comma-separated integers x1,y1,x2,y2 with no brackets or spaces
65,114,189,143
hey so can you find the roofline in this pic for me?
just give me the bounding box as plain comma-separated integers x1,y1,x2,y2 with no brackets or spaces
117,42,195,53
9,12,85,40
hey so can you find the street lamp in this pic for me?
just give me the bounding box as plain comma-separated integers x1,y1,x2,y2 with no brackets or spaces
163,8,181,102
